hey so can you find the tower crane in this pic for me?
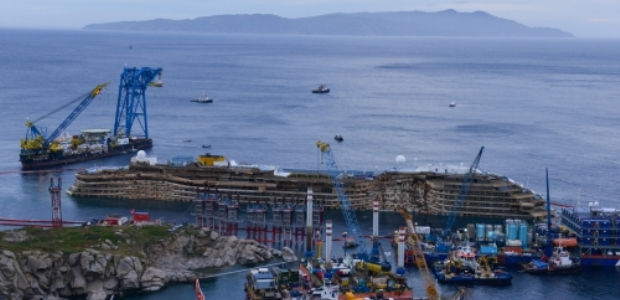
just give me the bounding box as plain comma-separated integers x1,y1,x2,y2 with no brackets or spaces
21,83,110,154
442,146,484,238
316,141,369,260
397,208,439,300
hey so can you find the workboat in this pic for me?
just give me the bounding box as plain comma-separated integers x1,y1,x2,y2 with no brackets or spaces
433,246,512,285
312,85,330,94
520,246,582,274
191,93,213,103
560,202,620,267
334,135,343,142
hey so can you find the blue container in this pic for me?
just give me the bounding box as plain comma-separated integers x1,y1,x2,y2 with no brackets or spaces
601,221,611,228
599,238,610,246
519,225,528,249
476,224,486,239
480,245,498,255
508,225,518,240
600,230,611,237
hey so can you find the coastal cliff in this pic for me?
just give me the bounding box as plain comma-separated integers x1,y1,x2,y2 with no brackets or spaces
0,226,297,300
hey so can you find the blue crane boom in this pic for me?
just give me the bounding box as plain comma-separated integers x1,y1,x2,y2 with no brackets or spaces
23,83,109,150
114,67,162,138
442,146,484,238
316,141,368,260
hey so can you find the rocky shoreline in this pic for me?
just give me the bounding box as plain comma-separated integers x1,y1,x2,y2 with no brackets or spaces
0,226,297,300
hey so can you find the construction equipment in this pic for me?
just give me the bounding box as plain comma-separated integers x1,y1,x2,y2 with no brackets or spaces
398,208,439,300
114,67,163,138
316,141,369,260
442,146,484,238
21,83,110,154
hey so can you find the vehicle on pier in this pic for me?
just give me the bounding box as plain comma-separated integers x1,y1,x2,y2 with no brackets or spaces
245,268,283,300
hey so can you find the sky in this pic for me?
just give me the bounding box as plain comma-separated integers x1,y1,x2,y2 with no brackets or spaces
1,0,619,38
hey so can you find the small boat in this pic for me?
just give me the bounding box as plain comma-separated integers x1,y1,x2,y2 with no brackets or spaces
202,144,211,149
334,135,343,142
312,84,330,94
149,80,163,87
182,139,192,143
520,246,582,274
191,92,213,103
449,101,456,107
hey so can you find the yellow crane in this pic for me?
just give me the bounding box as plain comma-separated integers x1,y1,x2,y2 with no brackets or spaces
397,208,440,300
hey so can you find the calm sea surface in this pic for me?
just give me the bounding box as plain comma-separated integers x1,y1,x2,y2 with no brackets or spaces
1,29,619,299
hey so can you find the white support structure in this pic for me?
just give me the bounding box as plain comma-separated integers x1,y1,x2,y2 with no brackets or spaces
305,187,314,252
326,220,333,261
398,226,405,268
373,197,379,237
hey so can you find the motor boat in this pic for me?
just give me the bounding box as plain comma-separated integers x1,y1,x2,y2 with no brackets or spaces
312,84,330,94
334,135,343,142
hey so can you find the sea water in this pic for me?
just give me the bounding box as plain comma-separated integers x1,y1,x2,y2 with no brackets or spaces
0,29,619,299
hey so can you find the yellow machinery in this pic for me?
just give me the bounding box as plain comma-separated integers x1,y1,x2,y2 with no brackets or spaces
397,208,439,300
198,154,227,166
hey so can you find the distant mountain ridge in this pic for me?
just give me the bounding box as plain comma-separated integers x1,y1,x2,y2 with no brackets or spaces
83,9,573,37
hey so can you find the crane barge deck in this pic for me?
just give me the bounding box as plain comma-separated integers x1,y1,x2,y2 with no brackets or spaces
19,67,162,171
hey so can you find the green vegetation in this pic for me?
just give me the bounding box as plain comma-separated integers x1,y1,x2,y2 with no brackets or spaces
0,225,177,256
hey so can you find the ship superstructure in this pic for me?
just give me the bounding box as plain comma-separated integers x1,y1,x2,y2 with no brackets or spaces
68,152,547,221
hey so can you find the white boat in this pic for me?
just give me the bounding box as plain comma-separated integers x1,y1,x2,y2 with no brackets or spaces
449,101,456,107
191,92,213,103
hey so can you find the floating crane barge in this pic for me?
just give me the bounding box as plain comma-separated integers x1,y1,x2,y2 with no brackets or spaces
19,67,162,170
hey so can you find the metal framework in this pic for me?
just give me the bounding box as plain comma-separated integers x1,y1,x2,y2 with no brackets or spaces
114,67,162,138
398,208,439,300
443,146,484,237
50,177,62,228
316,141,368,260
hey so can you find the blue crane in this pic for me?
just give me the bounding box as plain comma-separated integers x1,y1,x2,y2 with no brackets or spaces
21,83,110,153
442,146,485,238
316,141,370,260
113,67,163,138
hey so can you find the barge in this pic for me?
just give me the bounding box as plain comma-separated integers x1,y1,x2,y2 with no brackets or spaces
67,152,548,220
560,202,620,267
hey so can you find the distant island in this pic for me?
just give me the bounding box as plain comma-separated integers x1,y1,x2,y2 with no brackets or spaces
83,9,573,37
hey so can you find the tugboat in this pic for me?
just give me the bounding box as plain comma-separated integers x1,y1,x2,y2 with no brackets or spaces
334,135,343,142
520,246,582,274
312,84,330,94
191,92,213,103
433,245,512,285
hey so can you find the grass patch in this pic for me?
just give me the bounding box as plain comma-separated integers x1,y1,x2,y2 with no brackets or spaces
2,225,184,257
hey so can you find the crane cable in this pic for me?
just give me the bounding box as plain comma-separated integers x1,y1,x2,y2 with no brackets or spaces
30,83,108,124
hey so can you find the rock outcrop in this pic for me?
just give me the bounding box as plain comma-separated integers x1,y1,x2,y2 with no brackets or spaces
0,227,297,300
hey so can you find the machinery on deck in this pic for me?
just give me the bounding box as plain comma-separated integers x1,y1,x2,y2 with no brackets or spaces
19,67,162,170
